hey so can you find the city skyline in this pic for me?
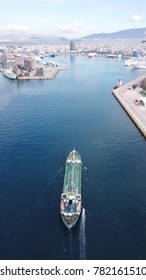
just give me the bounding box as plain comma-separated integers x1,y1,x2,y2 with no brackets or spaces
1,0,146,38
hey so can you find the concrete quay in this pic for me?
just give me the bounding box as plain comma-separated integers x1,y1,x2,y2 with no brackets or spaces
112,74,146,138
17,66,66,80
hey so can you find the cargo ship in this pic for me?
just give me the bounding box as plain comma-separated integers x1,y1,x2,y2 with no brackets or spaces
60,149,82,229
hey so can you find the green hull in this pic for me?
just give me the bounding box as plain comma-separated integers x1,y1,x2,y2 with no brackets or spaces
60,149,82,229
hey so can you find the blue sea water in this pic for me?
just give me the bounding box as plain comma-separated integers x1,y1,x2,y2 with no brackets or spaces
0,55,146,260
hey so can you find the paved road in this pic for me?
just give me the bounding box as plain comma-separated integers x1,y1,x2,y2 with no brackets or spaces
112,74,146,138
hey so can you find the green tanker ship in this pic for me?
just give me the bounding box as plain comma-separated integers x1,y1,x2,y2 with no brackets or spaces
60,149,82,229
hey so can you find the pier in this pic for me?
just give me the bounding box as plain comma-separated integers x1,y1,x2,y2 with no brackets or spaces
17,66,66,80
112,74,146,138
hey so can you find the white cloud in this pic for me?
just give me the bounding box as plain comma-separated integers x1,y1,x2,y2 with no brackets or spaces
130,15,144,22
24,0,64,3
59,22,83,33
84,0,100,5
46,0,63,2
7,24,29,32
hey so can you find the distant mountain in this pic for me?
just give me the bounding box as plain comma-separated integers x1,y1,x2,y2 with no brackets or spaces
0,32,69,44
80,28,146,40
1,28,146,44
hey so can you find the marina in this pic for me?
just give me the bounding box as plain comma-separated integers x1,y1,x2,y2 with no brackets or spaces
112,74,146,138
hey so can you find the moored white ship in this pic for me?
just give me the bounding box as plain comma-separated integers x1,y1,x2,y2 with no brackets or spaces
125,55,143,67
133,60,146,69
3,69,16,80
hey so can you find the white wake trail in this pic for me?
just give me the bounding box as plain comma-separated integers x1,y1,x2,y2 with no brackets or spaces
69,230,73,260
79,208,86,260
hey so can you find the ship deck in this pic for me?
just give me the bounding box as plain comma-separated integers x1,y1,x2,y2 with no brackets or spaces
63,150,81,195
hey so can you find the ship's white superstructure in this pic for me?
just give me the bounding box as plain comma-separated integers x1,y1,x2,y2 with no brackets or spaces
133,60,146,69
125,55,143,67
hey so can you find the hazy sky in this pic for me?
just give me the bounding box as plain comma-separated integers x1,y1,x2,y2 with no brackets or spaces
1,0,146,38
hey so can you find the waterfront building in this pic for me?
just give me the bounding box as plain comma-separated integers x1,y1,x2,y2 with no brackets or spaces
14,55,25,66
1,52,7,67
70,41,76,53
7,59,16,69
24,57,36,71
14,55,36,71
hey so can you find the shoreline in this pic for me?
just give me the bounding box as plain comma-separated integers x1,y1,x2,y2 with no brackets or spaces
112,74,146,138
0,66,67,80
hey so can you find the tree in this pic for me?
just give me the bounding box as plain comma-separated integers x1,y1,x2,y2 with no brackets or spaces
24,72,30,77
36,67,44,76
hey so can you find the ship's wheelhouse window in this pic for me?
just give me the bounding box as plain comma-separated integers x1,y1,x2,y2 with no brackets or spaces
69,199,73,205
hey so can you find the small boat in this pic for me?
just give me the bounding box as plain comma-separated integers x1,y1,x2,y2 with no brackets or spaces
107,54,117,58
117,54,122,59
114,78,123,89
88,52,97,58
60,149,82,229
49,53,55,57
